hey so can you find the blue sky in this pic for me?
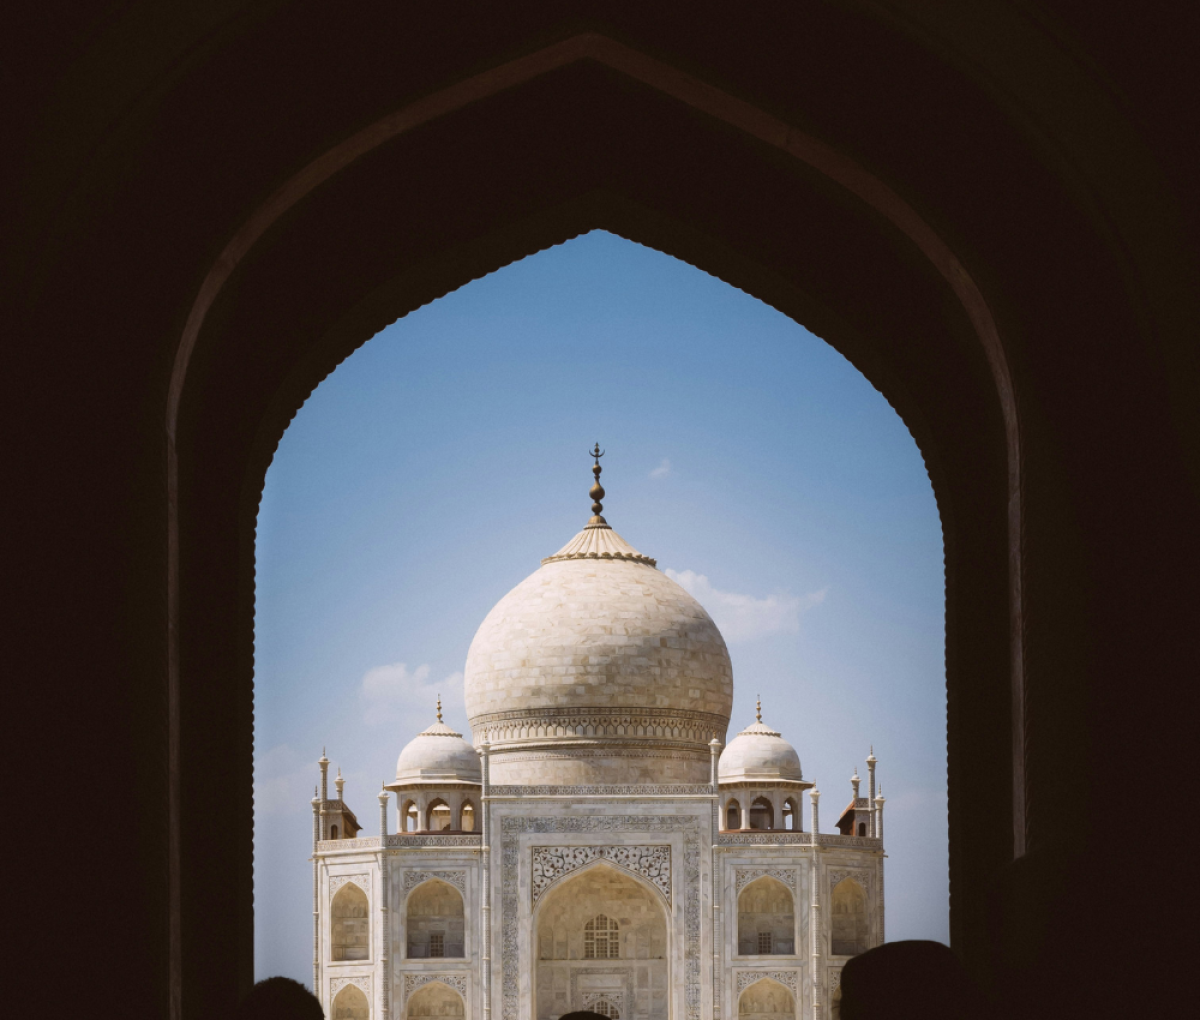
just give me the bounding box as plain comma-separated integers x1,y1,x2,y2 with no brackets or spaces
253,231,948,981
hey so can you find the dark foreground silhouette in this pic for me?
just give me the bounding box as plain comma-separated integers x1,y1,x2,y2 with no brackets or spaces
558,1013,611,1020
236,977,325,1020
838,940,991,1020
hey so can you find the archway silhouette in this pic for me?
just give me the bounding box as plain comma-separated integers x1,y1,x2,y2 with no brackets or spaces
168,29,1028,1014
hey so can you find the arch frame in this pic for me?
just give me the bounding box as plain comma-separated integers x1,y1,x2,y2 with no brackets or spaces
531,859,672,1020
162,26,1045,1013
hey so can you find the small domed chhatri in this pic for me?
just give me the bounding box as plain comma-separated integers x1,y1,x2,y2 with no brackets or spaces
719,697,804,783
463,444,734,784
308,448,890,1020
393,697,482,786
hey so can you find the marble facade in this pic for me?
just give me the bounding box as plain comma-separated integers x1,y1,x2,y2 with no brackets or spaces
310,490,886,1019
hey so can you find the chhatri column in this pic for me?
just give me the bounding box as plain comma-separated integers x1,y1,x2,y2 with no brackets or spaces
311,787,321,997
866,747,878,838
810,787,822,1020
478,740,492,1020
318,748,330,840
875,786,886,947
377,784,391,1020
709,737,722,1018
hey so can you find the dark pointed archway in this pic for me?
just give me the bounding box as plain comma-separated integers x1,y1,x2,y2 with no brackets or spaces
11,7,1196,1020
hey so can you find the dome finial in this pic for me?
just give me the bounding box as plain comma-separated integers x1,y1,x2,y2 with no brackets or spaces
756,695,762,724
588,443,607,525
436,694,443,724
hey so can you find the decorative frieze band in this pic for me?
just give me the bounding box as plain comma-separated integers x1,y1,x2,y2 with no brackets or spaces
735,867,797,893
474,706,727,747
383,834,481,849
318,837,381,851
531,845,671,904
491,783,712,797
734,970,800,995
403,869,467,896
403,973,468,998
719,833,812,846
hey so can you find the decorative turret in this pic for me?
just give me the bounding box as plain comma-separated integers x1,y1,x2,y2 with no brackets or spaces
386,699,481,833
718,698,812,831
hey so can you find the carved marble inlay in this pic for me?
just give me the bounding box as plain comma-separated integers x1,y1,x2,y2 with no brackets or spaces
735,867,797,893
735,970,799,995
403,973,468,998
383,834,481,849
329,874,369,894
830,968,843,990
403,869,467,896
501,814,703,1020
582,991,626,1012
828,868,872,892
318,837,382,851
330,975,371,997
531,845,671,904
492,784,712,797
719,833,812,846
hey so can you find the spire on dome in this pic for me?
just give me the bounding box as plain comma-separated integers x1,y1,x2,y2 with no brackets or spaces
756,695,762,724
436,694,443,724
541,448,658,567
589,443,606,524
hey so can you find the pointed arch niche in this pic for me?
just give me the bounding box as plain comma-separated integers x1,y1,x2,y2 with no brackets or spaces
406,981,465,1020
332,982,370,1020
737,876,795,957
533,862,669,1020
331,883,370,962
406,879,464,959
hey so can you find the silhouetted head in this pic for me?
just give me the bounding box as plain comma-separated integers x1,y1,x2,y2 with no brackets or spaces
839,940,989,1020
236,977,325,1020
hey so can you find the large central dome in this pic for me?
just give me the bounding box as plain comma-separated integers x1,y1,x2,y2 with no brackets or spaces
464,456,733,785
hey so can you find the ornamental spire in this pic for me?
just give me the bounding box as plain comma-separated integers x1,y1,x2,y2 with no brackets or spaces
756,695,763,723
436,694,443,724
588,443,606,525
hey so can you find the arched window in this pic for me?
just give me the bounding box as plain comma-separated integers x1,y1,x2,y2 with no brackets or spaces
857,822,866,837
331,883,370,961
726,799,741,830
831,878,869,956
783,798,799,831
591,997,620,1018
428,798,451,831
584,914,619,959
402,800,418,832
749,796,773,830
332,982,370,1020
406,879,465,958
737,876,794,956
330,824,339,840
460,801,475,832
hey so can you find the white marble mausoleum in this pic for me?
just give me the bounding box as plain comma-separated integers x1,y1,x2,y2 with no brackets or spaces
310,453,887,1020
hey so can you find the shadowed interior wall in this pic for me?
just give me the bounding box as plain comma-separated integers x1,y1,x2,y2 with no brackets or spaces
8,5,1197,1020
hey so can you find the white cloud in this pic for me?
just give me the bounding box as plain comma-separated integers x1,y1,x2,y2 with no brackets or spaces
359,661,464,727
253,743,317,817
665,568,826,643
649,458,672,479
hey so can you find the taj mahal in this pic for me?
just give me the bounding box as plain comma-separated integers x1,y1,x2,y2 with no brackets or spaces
309,450,887,1020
